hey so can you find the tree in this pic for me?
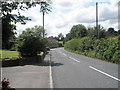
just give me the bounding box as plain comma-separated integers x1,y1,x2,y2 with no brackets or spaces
70,24,87,38
106,28,119,37
118,30,120,35
57,33,64,41
108,28,115,33
18,25,44,41
17,25,47,56
1,1,52,49
87,25,106,39
64,33,72,42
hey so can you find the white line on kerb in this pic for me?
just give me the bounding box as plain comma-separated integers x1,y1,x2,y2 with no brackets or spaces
49,52,53,89
89,66,120,82
69,57,80,63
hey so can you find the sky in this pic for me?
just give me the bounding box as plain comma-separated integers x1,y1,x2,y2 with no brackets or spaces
13,0,119,37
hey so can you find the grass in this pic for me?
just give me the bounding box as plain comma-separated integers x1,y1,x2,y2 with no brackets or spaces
0,50,19,59
0,50,44,59
58,41,63,44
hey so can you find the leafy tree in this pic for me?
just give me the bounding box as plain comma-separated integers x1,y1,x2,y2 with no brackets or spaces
18,36,43,57
17,25,47,57
108,28,115,33
57,33,64,41
106,27,119,37
2,1,32,49
1,1,52,49
64,33,72,42
87,25,106,39
18,25,44,42
118,30,120,35
70,24,87,38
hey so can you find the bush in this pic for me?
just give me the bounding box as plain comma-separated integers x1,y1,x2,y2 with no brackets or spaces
65,37,120,63
65,37,95,52
64,38,79,51
93,39,109,59
18,36,45,57
78,37,95,52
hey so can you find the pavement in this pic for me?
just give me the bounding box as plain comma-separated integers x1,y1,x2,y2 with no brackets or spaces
2,52,51,88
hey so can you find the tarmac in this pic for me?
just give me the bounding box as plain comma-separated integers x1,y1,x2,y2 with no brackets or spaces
1,52,51,88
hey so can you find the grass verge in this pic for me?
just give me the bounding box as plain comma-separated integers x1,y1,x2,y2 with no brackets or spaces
1,50,19,59
0,50,44,59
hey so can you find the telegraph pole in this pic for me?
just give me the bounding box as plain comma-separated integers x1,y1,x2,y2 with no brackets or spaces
43,11,45,38
96,2,99,39
40,1,45,39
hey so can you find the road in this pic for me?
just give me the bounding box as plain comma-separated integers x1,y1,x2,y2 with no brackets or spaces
50,48,119,88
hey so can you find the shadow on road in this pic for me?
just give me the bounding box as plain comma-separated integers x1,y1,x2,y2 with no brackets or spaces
34,61,63,67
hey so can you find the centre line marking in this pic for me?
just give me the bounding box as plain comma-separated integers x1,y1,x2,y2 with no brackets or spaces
69,57,80,63
89,66,120,82
63,53,67,56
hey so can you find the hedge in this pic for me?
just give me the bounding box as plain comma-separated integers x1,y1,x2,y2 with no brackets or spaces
64,37,120,63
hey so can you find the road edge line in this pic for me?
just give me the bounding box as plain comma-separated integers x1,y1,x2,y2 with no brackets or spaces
49,51,53,89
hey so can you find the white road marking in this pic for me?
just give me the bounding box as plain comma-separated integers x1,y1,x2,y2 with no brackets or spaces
89,66,120,82
51,49,55,51
49,52,53,88
21,72,41,73
63,53,67,56
69,57,80,63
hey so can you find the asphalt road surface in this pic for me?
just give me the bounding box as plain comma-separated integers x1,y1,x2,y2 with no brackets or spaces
51,48,119,88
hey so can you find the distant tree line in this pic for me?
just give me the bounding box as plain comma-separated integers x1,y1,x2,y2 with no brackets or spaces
64,24,120,42
64,24,120,63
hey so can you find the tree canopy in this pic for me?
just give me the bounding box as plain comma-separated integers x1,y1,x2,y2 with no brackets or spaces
17,25,47,56
1,0,52,49
70,24,87,38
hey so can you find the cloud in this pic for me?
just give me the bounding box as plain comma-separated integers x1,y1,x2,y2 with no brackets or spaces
99,3,118,21
59,1,73,8
15,0,119,37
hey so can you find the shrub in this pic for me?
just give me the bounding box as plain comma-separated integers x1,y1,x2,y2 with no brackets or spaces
107,39,120,63
18,36,45,57
64,38,79,51
93,39,109,59
65,37,120,63
78,37,95,52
